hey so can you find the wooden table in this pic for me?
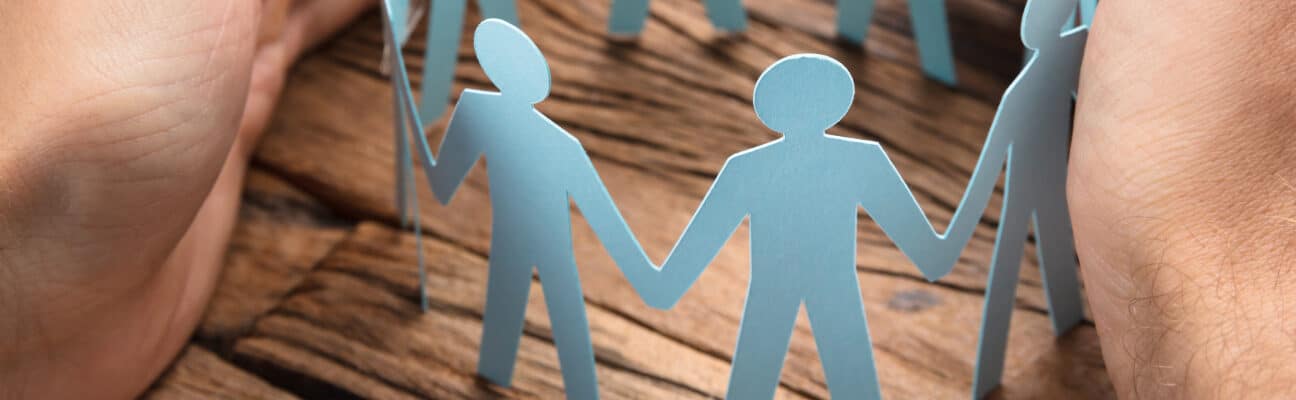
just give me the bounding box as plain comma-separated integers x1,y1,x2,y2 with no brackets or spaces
144,0,1114,398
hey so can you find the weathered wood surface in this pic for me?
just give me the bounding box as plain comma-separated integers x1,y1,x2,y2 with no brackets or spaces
196,170,353,349
152,0,1114,398
145,345,296,399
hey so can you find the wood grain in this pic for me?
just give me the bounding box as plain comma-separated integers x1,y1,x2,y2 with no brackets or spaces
148,0,1114,398
144,345,296,400
197,169,353,349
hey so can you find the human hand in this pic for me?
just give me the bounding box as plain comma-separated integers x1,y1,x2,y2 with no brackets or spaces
0,1,371,398
1070,1,1296,397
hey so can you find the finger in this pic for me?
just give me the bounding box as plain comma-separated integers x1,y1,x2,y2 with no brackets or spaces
282,0,377,60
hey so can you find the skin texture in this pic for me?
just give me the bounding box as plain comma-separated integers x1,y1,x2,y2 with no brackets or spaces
1071,1,1296,398
0,1,371,398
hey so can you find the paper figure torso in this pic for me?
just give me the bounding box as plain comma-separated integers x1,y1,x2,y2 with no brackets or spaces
415,20,643,400
448,91,583,235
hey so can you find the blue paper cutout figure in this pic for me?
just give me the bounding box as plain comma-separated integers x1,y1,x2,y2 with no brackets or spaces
419,19,651,399
381,0,521,309
389,0,411,41
375,2,1093,397
1080,0,1097,25
384,0,424,229
1062,0,1096,31
381,0,441,311
603,54,991,399
418,0,519,124
388,0,520,225
838,0,958,85
963,0,1088,397
608,0,746,36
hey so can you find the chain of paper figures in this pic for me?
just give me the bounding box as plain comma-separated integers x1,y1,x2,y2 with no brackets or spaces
379,0,1095,398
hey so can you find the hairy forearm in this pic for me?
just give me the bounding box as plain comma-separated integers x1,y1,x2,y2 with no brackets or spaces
1070,1,1296,398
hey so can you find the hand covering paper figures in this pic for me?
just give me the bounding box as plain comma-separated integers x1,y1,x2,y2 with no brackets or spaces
378,0,1089,397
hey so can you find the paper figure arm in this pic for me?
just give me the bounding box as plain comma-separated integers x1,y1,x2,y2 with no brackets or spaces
936,122,1011,267
857,142,998,281
427,96,486,205
382,0,440,210
565,148,658,298
644,160,748,309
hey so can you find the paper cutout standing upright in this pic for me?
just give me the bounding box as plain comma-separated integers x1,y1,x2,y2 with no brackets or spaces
838,0,958,85
409,0,520,195
384,0,417,229
422,19,651,399
963,0,1088,397
608,0,746,36
417,0,519,123
387,0,520,222
382,0,521,309
605,54,991,399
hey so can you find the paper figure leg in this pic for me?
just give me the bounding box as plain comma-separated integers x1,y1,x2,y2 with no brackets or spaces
476,0,519,24
607,0,650,36
1032,188,1084,335
725,278,802,399
1063,6,1079,31
909,0,957,85
477,250,533,387
805,270,883,400
417,0,467,123
971,192,1031,399
536,256,600,399
704,0,747,33
836,0,876,44
393,70,414,226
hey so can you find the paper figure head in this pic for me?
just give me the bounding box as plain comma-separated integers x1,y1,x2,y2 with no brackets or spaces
1022,0,1079,49
753,54,855,136
474,19,551,104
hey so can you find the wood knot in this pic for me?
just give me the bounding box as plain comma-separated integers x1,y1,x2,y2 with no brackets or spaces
887,289,940,313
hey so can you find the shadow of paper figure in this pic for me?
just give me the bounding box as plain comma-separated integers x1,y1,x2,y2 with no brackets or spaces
421,19,655,400
966,0,1088,397
604,54,993,399
608,0,746,36
837,0,958,85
